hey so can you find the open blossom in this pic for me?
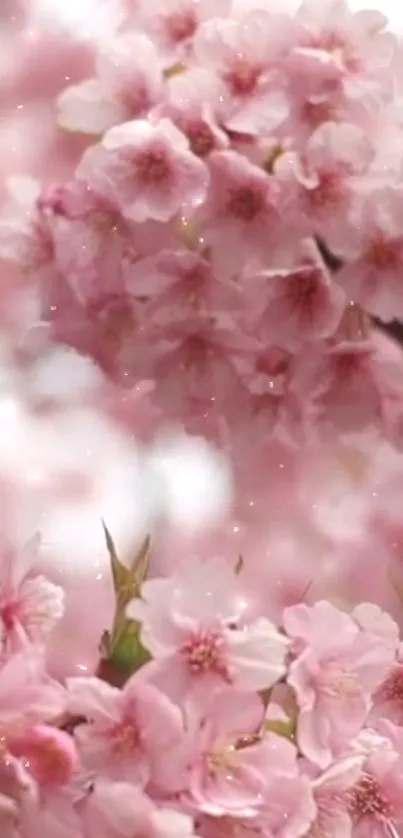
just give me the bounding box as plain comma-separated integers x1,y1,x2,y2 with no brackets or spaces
164,68,229,158
128,557,289,701
0,538,64,656
305,754,364,838
135,0,232,68
347,722,403,838
200,150,283,277
186,686,314,834
276,121,374,248
292,341,384,438
83,781,197,838
334,186,403,322
8,724,79,789
284,601,397,768
67,673,186,790
194,11,291,136
251,249,345,351
58,33,164,136
0,649,66,736
77,118,209,224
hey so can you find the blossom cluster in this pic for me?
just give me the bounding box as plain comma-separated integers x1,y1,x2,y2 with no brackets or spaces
3,546,403,838
3,0,403,452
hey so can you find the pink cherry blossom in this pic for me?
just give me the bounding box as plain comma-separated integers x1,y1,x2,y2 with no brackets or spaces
348,721,403,838
200,150,283,277
57,33,164,135
276,121,374,249
185,686,315,834
67,674,186,789
284,601,397,767
164,68,228,158
0,537,64,656
135,0,232,68
334,187,403,322
128,557,289,701
83,780,197,838
251,255,345,351
194,11,291,136
292,341,384,438
305,754,364,838
128,249,243,319
8,724,79,789
77,118,209,223
0,649,66,737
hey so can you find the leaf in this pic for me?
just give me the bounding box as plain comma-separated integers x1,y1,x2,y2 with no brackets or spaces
102,521,150,605
99,523,152,684
108,619,151,677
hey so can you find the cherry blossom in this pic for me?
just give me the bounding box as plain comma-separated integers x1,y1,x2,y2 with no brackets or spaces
127,557,289,700
77,118,209,224
284,601,397,767
200,150,283,277
67,673,186,789
57,33,164,135
0,538,64,657
334,187,403,322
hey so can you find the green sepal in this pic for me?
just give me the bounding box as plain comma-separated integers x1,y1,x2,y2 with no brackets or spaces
99,524,151,683
264,716,296,741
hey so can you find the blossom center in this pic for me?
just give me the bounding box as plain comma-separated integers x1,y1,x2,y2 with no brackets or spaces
318,665,360,699
367,238,402,270
135,147,172,185
187,120,215,158
308,169,343,210
225,61,262,96
107,720,141,756
167,11,197,43
377,667,403,703
348,772,392,818
180,630,229,678
226,186,265,221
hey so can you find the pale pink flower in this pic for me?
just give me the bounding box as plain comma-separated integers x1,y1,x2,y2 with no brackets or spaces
0,649,66,736
194,11,291,135
348,721,403,838
252,259,344,351
164,68,228,158
334,187,403,322
78,118,209,223
136,0,232,68
200,150,283,277
8,724,79,789
186,686,314,835
57,33,164,135
83,780,197,838
128,557,289,701
0,176,55,285
0,537,64,655
145,314,257,426
284,601,397,767
67,674,186,790
276,122,374,249
305,755,364,838
185,688,266,817
294,0,395,103
0,752,38,838
292,341,383,438
129,249,243,319
371,666,403,727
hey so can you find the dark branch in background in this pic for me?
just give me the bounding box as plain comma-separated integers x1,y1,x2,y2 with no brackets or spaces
316,237,403,345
